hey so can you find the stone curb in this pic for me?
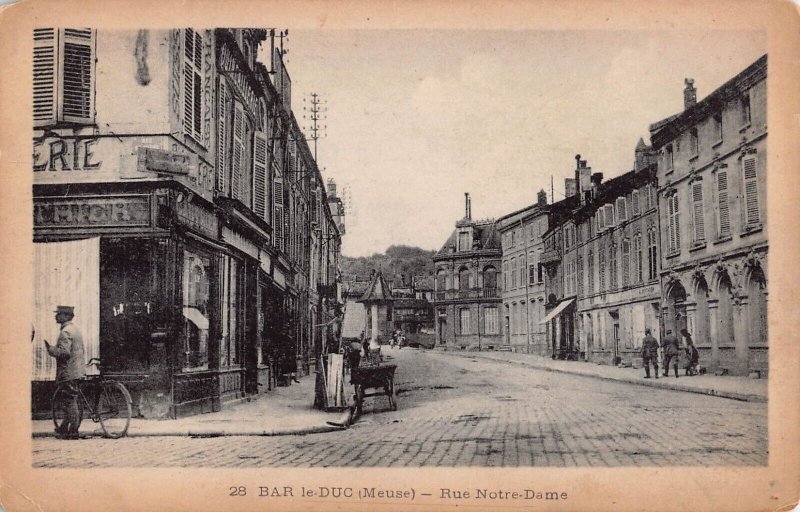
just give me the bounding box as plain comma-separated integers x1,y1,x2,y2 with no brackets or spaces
33,409,353,438
443,351,767,403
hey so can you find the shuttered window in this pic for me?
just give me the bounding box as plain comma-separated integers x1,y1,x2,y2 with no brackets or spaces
609,243,617,289
632,190,640,216
668,194,681,252
598,245,606,291
587,249,594,293
274,175,284,252
216,80,229,193
252,131,268,220
231,102,245,201
742,156,760,226
605,205,615,228
633,234,643,284
647,228,658,280
598,208,605,231
183,29,203,143
33,28,95,126
691,181,705,243
716,170,731,237
621,240,630,287
576,255,584,295
616,197,627,223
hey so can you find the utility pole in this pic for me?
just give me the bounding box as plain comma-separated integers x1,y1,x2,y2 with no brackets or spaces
303,93,326,162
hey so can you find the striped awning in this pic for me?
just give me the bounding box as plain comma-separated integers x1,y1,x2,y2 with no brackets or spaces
539,298,575,324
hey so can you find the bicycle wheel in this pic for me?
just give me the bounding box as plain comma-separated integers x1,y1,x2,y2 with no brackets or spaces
96,381,132,438
51,384,84,433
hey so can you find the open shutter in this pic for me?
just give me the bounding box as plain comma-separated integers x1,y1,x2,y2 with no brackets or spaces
274,175,284,251
668,195,676,251
742,157,759,225
672,195,681,250
717,170,730,237
183,29,203,141
605,205,614,227
216,80,228,193
692,181,705,242
598,209,605,231
33,28,57,125
252,131,268,219
632,190,640,216
231,102,244,200
61,29,94,123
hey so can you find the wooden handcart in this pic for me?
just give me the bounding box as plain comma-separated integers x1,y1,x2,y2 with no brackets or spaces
350,363,397,415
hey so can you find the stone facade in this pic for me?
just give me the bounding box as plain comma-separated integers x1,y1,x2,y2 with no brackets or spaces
650,55,768,376
497,199,550,355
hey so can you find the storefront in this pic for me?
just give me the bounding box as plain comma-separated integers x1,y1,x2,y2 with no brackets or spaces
32,183,282,418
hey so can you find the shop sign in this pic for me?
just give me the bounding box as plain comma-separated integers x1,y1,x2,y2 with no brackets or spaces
175,199,218,238
222,227,260,259
259,251,272,274
34,196,151,228
33,137,102,172
137,147,196,176
273,268,286,289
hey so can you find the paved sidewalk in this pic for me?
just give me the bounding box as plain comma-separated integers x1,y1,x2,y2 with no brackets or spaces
32,372,352,438
439,350,767,402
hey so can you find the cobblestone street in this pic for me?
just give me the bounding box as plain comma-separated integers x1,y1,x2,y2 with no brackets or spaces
32,349,767,467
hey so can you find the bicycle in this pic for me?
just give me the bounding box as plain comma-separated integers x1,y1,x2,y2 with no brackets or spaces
51,358,133,439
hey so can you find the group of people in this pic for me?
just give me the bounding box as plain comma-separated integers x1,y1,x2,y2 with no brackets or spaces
641,327,700,379
390,330,406,349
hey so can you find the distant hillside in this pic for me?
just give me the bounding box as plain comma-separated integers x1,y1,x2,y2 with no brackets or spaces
341,245,435,282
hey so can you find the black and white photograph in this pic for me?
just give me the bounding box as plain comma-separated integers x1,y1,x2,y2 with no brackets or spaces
2,1,799,511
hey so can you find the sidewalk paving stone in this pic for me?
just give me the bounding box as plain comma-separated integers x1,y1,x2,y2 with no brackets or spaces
441,349,767,402
32,372,352,438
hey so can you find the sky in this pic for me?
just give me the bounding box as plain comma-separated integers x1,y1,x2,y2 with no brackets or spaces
269,29,765,257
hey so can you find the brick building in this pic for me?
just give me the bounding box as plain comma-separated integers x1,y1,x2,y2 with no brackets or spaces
432,194,503,350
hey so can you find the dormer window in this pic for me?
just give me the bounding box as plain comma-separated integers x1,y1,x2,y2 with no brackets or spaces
458,231,471,252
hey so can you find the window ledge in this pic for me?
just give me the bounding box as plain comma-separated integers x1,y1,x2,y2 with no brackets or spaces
665,250,681,259
740,224,763,237
712,139,724,149
689,242,707,252
665,169,674,176
712,235,733,245
739,123,752,134
689,153,699,162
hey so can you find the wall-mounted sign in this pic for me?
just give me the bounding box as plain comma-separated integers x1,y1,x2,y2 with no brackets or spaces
33,137,102,172
34,196,151,229
137,147,196,176
175,198,218,238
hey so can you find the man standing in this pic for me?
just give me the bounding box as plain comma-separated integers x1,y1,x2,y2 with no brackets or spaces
661,328,681,378
641,328,659,379
45,305,86,439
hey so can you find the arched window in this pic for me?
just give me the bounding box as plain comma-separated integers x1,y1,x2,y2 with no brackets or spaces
436,269,447,291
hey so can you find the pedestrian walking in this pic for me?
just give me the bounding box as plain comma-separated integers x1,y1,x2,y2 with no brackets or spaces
681,329,700,376
44,305,86,440
641,328,659,379
661,328,681,378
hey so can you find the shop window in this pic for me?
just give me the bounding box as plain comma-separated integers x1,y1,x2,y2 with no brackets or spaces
220,257,241,368
182,249,211,370
33,28,96,126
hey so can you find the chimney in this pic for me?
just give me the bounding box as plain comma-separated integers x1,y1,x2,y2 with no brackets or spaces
537,189,547,206
684,78,697,110
468,195,472,219
591,172,604,187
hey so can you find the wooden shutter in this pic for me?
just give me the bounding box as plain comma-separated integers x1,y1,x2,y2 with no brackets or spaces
253,131,268,219
33,28,57,125
621,240,630,287
231,102,244,200
717,170,731,237
61,29,94,123
216,80,228,193
692,181,705,242
274,175,284,251
632,190,640,216
183,29,203,141
672,194,681,250
598,209,605,231
617,197,627,222
742,156,760,225
605,205,614,227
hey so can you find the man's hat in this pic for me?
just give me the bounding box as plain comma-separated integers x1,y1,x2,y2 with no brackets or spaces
54,305,74,315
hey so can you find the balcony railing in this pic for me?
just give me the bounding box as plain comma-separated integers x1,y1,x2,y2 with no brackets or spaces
432,288,499,301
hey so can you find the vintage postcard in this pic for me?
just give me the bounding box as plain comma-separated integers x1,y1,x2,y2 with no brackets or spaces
0,0,798,511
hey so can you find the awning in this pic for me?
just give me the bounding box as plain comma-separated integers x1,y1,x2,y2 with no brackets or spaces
183,307,209,330
538,298,575,324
